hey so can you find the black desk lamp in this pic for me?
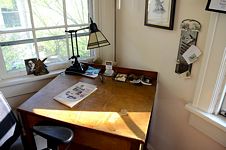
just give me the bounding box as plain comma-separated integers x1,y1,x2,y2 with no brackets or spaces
65,18,110,75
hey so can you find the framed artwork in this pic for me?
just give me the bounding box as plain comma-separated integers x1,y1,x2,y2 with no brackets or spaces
144,0,176,30
24,58,37,75
206,0,226,14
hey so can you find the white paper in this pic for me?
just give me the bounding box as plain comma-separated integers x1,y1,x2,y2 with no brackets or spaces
209,0,226,11
182,45,201,64
54,82,97,108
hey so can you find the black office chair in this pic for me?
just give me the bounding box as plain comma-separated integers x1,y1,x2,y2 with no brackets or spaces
0,91,74,150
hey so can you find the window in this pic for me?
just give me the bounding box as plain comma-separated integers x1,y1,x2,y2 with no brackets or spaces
185,13,226,147
0,0,93,78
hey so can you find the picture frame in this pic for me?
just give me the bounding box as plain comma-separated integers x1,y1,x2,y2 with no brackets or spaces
24,58,37,75
206,0,226,14
144,0,176,30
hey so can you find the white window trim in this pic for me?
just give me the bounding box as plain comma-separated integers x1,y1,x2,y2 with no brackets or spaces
185,105,226,147
186,104,226,131
185,13,226,147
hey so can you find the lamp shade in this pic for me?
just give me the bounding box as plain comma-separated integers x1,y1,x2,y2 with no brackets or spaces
87,18,110,49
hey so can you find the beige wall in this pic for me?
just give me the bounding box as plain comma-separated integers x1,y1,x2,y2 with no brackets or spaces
94,0,115,62
113,0,225,150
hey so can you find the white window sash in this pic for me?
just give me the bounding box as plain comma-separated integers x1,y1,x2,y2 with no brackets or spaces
0,33,89,46
0,0,94,79
0,24,89,33
27,0,39,58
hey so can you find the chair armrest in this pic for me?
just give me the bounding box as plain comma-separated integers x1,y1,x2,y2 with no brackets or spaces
32,126,73,144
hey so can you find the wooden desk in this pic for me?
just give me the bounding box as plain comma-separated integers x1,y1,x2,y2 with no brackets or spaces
17,66,157,150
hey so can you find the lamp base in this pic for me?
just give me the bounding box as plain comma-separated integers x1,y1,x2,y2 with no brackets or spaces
65,62,85,75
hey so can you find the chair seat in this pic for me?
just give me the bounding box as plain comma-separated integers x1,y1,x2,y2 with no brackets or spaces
32,126,74,144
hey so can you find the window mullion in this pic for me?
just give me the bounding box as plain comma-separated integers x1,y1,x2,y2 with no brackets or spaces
27,0,39,58
0,33,89,47
88,0,94,21
62,0,70,59
0,28,32,34
0,24,89,34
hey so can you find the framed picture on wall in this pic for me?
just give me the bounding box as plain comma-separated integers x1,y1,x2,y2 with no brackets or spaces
206,0,226,14
144,0,176,30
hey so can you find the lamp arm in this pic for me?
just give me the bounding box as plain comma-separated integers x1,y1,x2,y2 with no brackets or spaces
69,32,76,60
75,32,79,57
65,26,89,33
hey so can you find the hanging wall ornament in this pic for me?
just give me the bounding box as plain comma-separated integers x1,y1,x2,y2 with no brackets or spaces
175,19,201,77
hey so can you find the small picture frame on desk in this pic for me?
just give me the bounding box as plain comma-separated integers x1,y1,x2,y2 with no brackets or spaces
24,58,37,75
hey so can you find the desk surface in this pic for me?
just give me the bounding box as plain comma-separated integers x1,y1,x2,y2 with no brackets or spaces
18,67,157,145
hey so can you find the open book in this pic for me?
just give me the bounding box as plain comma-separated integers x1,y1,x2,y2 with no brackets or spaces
54,82,97,108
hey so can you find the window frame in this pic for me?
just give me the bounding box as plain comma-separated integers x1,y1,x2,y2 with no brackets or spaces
191,14,226,115
186,13,226,147
0,0,94,79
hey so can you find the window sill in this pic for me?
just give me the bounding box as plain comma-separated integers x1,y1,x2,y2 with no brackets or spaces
0,69,64,88
185,103,226,147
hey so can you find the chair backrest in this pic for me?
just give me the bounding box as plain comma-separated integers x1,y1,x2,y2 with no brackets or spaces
0,91,21,149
